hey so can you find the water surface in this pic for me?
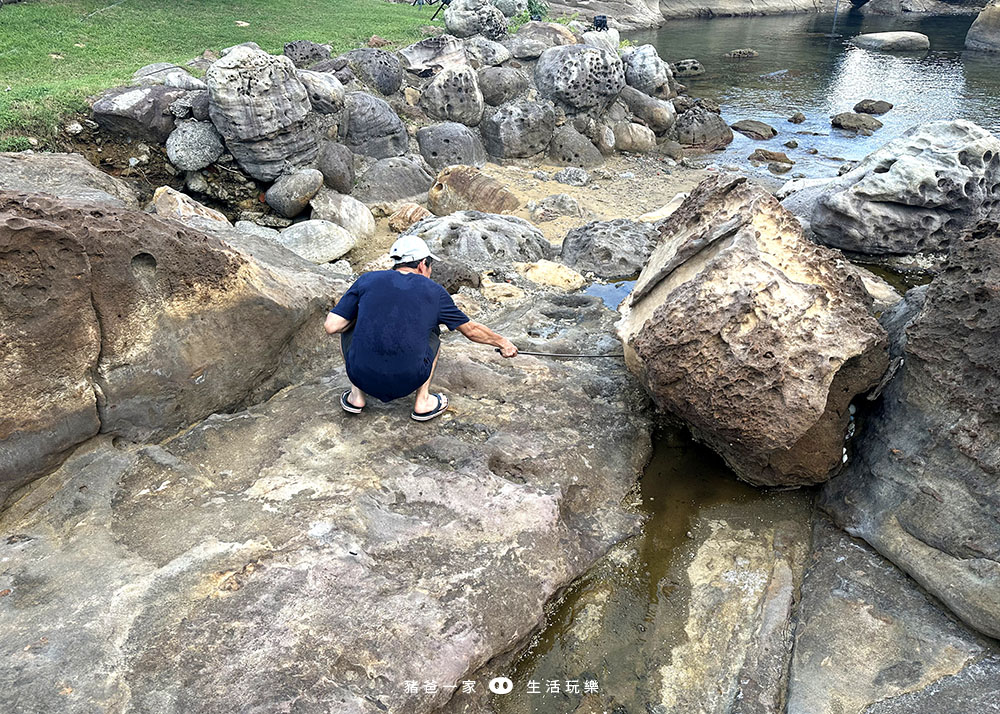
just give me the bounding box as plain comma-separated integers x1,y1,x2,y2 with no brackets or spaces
633,13,1000,179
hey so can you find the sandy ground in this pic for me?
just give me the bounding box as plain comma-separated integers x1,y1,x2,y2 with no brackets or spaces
345,154,711,269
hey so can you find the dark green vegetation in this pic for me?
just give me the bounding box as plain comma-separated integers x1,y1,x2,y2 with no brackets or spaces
0,0,440,149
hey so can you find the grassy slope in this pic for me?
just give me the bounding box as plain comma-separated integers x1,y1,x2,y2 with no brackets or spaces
0,0,441,149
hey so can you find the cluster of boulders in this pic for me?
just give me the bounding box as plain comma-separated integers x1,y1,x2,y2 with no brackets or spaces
82,9,731,265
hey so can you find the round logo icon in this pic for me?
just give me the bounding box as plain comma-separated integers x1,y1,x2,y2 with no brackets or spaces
488,676,514,695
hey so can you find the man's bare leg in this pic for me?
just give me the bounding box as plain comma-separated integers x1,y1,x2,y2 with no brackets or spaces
414,350,445,414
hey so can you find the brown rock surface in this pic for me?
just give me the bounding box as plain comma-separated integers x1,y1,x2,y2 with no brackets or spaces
0,191,342,508
618,175,889,487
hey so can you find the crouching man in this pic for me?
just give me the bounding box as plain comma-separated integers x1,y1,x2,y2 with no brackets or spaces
324,236,518,421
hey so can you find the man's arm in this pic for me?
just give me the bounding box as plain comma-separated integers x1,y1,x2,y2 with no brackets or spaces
456,321,518,358
325,312,352,335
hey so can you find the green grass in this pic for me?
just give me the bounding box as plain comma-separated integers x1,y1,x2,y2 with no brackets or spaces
0,0,442,146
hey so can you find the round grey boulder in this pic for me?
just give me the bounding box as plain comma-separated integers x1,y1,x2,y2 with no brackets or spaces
296,70,345,114
445,0,508,40
166,120,224,171
353,156,435,204
560,218,659,279
478,67,529,106
622,44,675,99
342,48,403,95
403,210,552,269
417,122,488,170
265,168,325,218
317,141,356,194
342,92,408,159
548,125,603,168
481,101,556,158
277,220,357,263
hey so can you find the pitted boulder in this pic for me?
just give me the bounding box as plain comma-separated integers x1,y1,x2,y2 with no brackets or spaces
811,120,1000,256
341,92,408,159
618,175,889,488
622,44,676,100
548,124,603,167
480,101,556,159
445,0,508,40
417,122,487,170
419,66,485,126
399,35,469,76
92,85,188,143
342,48,403,95
672,58,705,78
296,70,346,115
404,210,551,269
676,105,734,151
464,35,513,66
283,40,331,68
478,66,530,106
166,120,224,171
534,45,625,115
206,45,317,181
560,218,658,279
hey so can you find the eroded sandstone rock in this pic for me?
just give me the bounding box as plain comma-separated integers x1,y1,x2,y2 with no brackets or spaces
821,223,1000,640
481,101,556,158
810,120,1000,256
342,48,403,95
341,92,409,159
417,122,487,170
534,45,626,115
404,210,551,269
419,66,485,126
966,0,1000,53
622,44,676,100
0,293,650,713
92,85,188,143
0,191,341,506
0,152,137,207
619,175,889,487
560,218,659,279
207,45,317,181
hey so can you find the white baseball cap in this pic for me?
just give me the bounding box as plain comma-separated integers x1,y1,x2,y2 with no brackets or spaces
388,235,441,264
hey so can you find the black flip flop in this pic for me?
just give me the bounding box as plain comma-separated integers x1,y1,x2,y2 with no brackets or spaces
411,393,448,422
341,389,364,414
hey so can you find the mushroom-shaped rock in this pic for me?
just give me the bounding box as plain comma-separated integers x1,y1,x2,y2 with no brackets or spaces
618,174,889,488
810,120,1000,256
534,45,625,115
206,45,317,181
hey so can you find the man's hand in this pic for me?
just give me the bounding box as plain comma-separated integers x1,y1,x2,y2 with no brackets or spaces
497,338,518,358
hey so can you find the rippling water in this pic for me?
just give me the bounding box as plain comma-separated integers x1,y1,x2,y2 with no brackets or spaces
632,13,1000,179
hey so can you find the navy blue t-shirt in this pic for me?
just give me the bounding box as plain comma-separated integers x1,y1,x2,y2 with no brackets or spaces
331,270,470,402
